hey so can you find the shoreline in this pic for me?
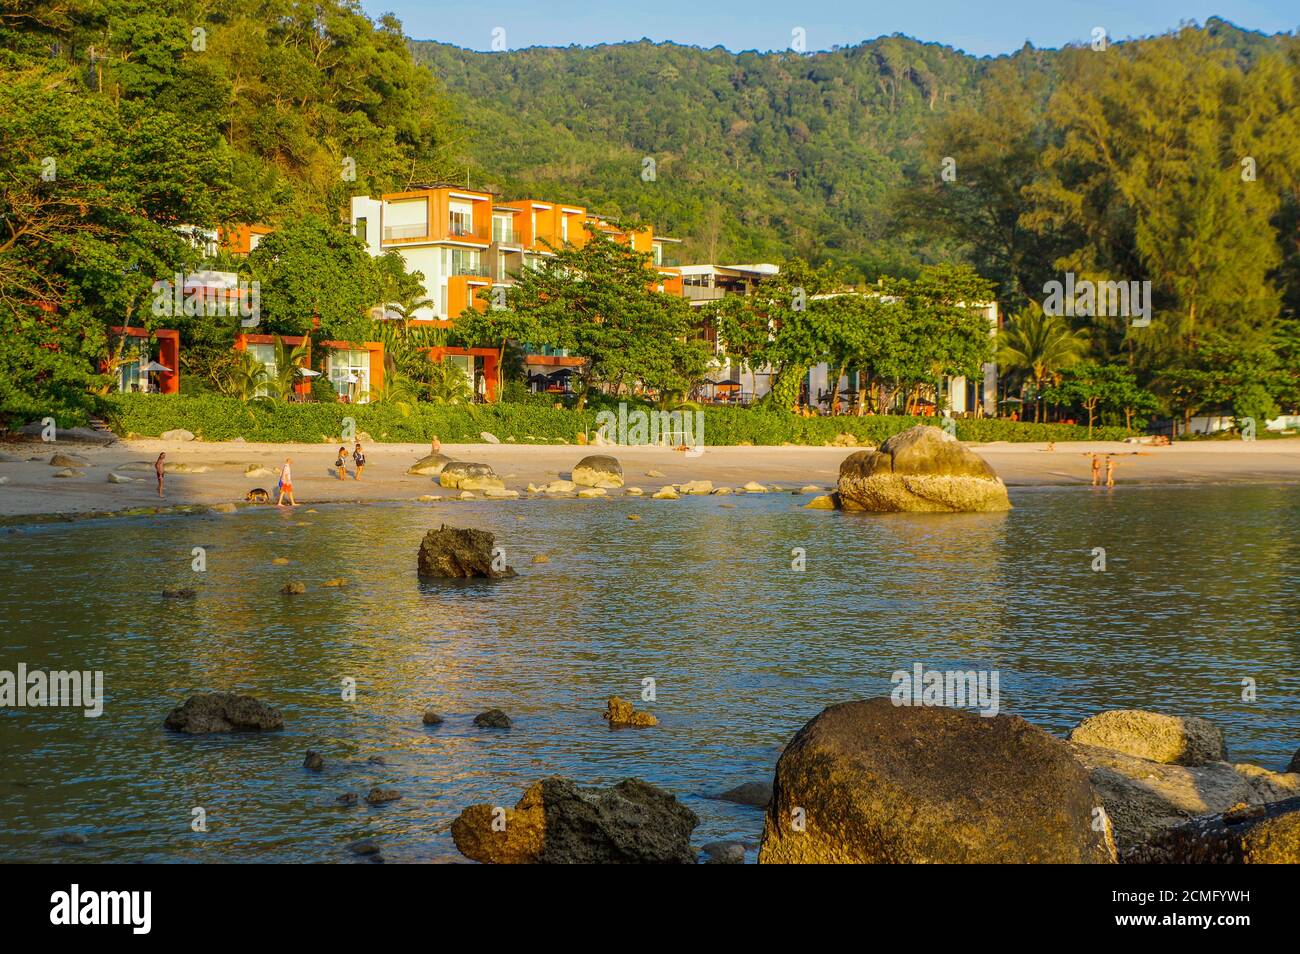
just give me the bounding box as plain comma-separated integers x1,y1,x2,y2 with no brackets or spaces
2,436,1299,521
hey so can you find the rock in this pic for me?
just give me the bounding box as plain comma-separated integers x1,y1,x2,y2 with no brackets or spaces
451,777,699,864
347,838,382,856
209,502,236,513
107,472,135,483
542,479,576,493
458,491,475,500
701,840,746,864
799,485,821,494
758,698,1115,863
1289,748,1300,774
321,578,346,587
483,488,519,498
280,581,306,594
603,696,657,728
336,793,358,807
480,431,500,444
1068,742,1300,850
716,781,772,808
710,486,732,495
652,487,679,500
626,514,640,521
416,525,516,579
161,587,196,599
245,465,276,478
304,750,325,771
645,470,665,478
422,707,444,726
367,756,388,765
49,453,88,467
1124,796,1300,864
416,494,441,502
19,423,115,445
0,476,7,485
439,461,503,491
804,494,837,510
272,557,290,565
678,479,713,495
52,468,83,478
572,454,624,488
365,787,402,805
474,708,511,728
837,425,1011,513
160,429,196,442
407,453,454,477
742,481,767,493
58,833,88,846
164,692,284,734
164,462,209,474
576,487,605,498
624,487,643,496
1068,709,1228,766
531,554,550,564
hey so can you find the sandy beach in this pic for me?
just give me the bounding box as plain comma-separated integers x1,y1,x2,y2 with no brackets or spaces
2,435,1299,520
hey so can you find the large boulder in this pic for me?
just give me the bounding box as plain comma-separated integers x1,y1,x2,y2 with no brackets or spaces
439,461,504,491
407,452,454,477
758,698,1115,863
164,692,284,734
160,428,196,442
1068,742,1300,851
571,455,624,489
1124,796,1300,864
1068,709,1228,766
836,425,1011,513
417,525,516,579
451,777,698,864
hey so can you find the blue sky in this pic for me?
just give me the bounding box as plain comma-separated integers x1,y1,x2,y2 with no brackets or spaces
363,1,1295,56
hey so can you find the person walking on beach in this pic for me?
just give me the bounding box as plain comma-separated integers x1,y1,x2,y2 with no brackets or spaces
335,446,348,481
352,442,366,481
154,452,166,499
1090,454,1102,486
276,457,297,507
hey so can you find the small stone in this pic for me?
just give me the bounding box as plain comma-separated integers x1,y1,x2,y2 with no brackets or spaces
532,554,550,564
304,750,325,772
348,838,381,856
280,581,306,595
474,708,511,728
162,587,196,599
107,472,135,483
336,793,358,806
365,787,402,805
160,428,196,442
742,481,767,493
272,557,290,565
480,431,500,444
701,840,746,864
422,707,444,726
367,756,388,765
603,696,657,728
645,470,665,478
321,578,346,587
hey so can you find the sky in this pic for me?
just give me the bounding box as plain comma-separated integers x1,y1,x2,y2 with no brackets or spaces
363,1,1295,57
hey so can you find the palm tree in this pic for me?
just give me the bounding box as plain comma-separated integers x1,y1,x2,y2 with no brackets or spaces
265,335,311,401
423,358,474,405
996,305,1088,422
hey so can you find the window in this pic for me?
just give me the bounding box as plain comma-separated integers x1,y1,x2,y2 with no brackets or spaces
247,342,276,399
449,201,473,237
328,349,371,403
450,248,481,276
354,217,367,244
493,216,514,243
561,215,569,242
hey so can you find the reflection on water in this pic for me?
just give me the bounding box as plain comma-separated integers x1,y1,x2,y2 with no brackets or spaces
1,484,1298,862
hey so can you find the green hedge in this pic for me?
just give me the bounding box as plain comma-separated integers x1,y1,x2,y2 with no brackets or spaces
101,394,1133,444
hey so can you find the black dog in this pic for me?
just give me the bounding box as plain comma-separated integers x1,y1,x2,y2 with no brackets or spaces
244,487,271,503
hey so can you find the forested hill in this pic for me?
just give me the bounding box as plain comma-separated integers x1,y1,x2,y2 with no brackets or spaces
410,18,1289,280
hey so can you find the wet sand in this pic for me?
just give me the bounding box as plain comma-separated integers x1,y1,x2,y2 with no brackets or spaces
2,436,1299,519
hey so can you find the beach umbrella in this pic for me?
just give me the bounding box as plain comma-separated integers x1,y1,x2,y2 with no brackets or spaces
998,396,1023,404
139,360,172,373
296,367,321,376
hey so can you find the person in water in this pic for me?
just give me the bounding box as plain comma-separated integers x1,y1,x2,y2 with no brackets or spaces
1090,454,1102,486
154,452,166,498
335,446,348,480
352,442,366,481
276,458,297,507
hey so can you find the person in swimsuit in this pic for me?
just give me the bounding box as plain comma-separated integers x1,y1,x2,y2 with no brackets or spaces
352,443,366,481
276,458,297,507
335,446,348,480
1090,454,1102,486
430,435,441,455
154,452,166,498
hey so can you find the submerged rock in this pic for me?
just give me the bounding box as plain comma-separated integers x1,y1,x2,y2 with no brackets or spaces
474,708,511,728
451,777,699,864
304,750,325,772
164,692,284,734
572,454,624,488
804,494,837,510
837,425,1011,513
700,840,746,864
365,787,402,805
1068,709,1228,766
603,696,657,728
422,707,444,726
1124,796,1300,864
161,587,196,599
715,781,772,808
417,525,516,579
280,581,306,594
758,698,1115,863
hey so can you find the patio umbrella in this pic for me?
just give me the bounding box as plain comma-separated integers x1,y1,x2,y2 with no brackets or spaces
139,360,172,373
998,396,1023,404
547,368,573,380
296,367,321,376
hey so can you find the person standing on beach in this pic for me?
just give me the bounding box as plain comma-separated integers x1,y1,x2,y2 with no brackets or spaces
1090,454,1102,486
430,435,441,455
276,458,297,507
1106,457,1121,487
335,446,348,480
154,452,166,498
352,442,366,481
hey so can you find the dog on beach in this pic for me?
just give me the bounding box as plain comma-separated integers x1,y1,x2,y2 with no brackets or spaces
244,487,271,503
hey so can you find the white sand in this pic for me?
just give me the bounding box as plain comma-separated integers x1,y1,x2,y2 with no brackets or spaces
2,436,1298,518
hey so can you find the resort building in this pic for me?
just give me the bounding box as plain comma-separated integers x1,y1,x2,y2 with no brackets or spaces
105,327,180,394
234,333,384,404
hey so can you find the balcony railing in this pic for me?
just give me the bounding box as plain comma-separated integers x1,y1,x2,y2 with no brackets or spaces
383,223,428,241
452,263,491,277
492,229,521,245
449,223,477,239
683,285,727,301
656,256,680,267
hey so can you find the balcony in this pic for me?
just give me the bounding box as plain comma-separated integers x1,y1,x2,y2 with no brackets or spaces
683,285,727,301
383,223,428,241
656,256,681,267
492,229,522,245
452,263,491,278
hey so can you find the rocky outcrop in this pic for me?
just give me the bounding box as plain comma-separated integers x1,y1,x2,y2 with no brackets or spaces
1289,748,1300,774
571,455,623,488
758,698,1115,863
49,453,88,468
603,696,657,727
439,461,504,491
160,429,196,441
1124,797,1300,864
1068,741,1300,850
416,526,516,579
836,425,1011,513
678,480,713,495
407,453,453,477
1068,709,1228,765
450,777,699,864
164,692,284,734
474,708,511,728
